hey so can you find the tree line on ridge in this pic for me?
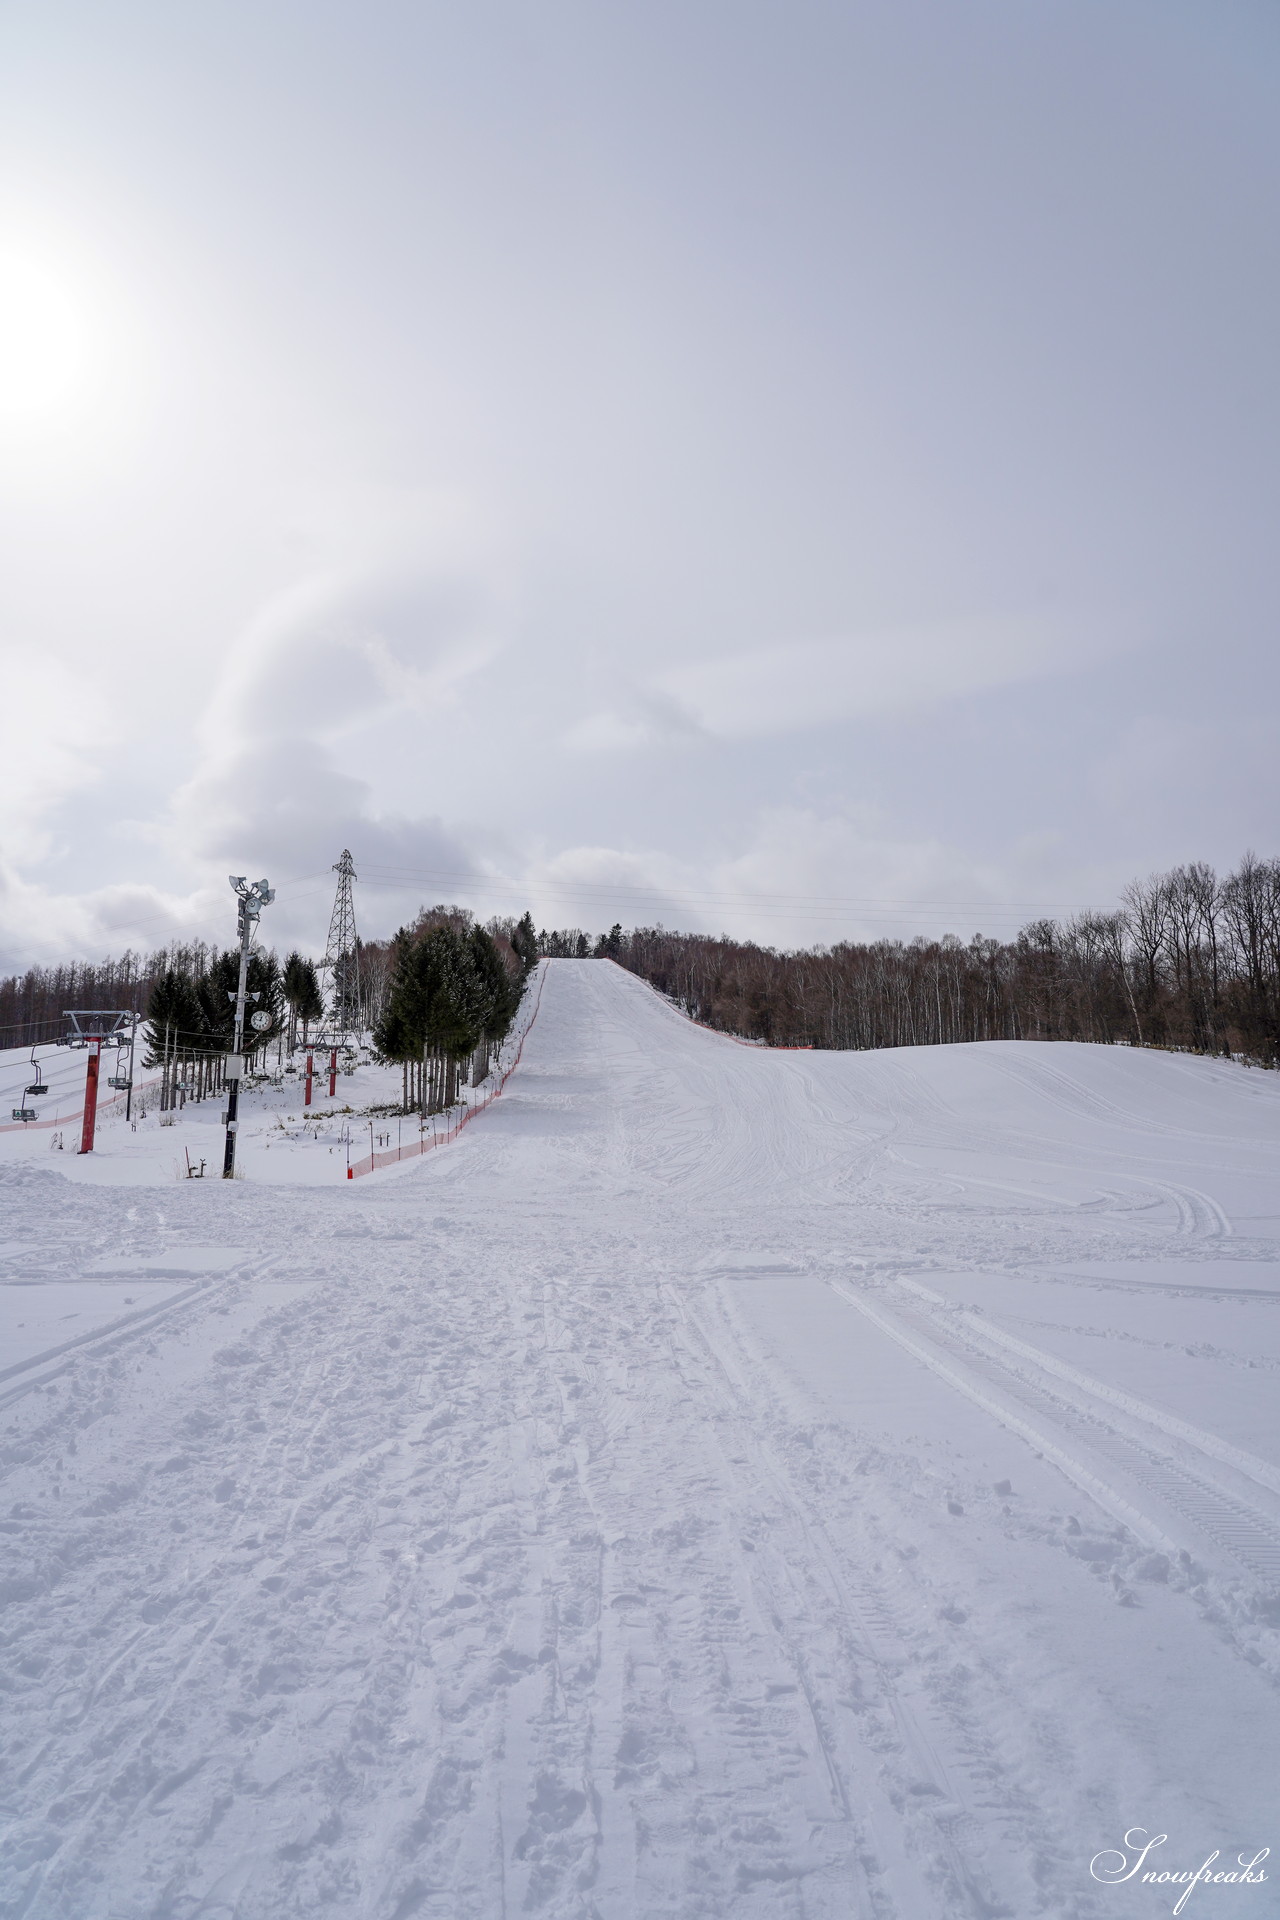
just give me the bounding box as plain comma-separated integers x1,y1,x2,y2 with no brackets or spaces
601,855,1280,1065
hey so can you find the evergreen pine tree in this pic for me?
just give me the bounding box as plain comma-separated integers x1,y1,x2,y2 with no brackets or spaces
469,925,520,1045
371,929,419,1067
143,969,205,1067
196,951,240,1054
244,950,285,1064
282,951,324,1050
511,911,538,975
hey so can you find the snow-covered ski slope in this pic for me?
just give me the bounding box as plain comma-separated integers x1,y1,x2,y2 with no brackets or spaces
3,958,1280,1920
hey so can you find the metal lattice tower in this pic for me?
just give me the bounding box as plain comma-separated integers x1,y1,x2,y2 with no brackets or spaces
319,849,362,1042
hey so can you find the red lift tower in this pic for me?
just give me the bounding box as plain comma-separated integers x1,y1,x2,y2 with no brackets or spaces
62,1011,134,1153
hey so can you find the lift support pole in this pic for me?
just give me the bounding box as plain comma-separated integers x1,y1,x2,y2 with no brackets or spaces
79,1039,102,1155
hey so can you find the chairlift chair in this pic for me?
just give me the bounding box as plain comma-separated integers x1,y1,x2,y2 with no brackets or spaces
107,1031,134,1090
25,1048,48,1097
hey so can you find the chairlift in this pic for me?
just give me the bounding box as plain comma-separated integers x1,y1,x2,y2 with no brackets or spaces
11,1107,37,1122
25,1048,48,1097
108,1074,131,1091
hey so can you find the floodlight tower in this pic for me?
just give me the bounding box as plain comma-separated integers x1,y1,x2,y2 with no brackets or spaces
222,875,274,1180
319,849,362,1044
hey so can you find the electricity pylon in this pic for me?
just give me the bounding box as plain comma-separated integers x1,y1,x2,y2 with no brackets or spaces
319,849,362,1044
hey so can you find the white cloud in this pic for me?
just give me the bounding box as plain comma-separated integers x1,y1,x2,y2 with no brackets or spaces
0,862,215,972
567,615,1091,753
706,807,1013,942
511,808,1043,948
562,684,706,754
164,525,506,884
0,651,103,863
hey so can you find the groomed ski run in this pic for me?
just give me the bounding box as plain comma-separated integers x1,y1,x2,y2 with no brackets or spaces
2,958,1280,1919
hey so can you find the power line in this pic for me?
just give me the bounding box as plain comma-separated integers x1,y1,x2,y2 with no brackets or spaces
354,863,1102,916
2,860,1105,969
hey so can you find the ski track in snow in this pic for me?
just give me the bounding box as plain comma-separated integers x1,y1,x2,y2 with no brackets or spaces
2,961,1280,1918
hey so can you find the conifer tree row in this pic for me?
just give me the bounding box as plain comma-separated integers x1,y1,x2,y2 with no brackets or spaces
371,918,530,1115
281,952,324,1051
143,950,286,1110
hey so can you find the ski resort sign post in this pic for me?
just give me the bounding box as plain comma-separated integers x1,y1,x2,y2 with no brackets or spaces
222,875,274,1180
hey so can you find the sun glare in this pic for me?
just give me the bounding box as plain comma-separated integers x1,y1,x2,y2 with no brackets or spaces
0,252,88,419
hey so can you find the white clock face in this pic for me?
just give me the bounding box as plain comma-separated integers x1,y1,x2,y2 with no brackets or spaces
250,1011,272,1031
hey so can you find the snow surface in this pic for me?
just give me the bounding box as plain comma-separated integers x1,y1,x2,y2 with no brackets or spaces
2,958,1279,1918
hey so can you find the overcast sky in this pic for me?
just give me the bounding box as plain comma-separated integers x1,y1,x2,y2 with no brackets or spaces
1,0,1277,968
